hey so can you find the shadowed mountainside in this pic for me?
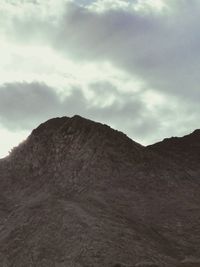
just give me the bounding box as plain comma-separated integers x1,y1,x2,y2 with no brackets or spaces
148,130,200,178
0,115,200,267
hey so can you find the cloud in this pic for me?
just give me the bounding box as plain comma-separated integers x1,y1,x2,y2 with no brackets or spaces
0,81,199,146
0,82,63,130
0,0,200,152
52,1,200,101
0,81,160,143
2,0,200,102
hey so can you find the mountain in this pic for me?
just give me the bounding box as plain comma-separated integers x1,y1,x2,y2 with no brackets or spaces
0,115,200,267
148,130,200,178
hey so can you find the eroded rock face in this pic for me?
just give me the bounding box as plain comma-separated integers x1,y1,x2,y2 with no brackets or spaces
0,115,200,267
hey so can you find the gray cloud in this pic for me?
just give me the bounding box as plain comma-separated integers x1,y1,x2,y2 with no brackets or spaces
0,81,160,143
54,1,200,100
1,0,200,147
3,0,200,101
0,82,63,130
1,81,199,145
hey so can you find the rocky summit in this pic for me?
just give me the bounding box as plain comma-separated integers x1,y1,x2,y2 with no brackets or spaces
0,115,200,267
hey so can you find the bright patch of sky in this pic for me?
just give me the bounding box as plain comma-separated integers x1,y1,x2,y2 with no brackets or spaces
0,128,29,158
80,0,167,12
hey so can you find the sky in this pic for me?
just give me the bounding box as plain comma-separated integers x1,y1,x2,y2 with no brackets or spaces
0,0,200,158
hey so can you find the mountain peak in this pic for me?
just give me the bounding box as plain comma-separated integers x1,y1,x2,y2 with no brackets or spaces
191,129,200,136
7,115,144,183
31,116,69,137
28,115,142,150
1,117,200,266
148,128,200,175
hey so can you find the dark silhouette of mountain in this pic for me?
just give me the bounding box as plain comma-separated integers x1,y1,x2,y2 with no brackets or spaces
0,115,200,267
148,130,200,178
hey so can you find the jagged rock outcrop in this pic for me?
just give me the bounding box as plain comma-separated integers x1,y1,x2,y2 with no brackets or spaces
0,115,200,267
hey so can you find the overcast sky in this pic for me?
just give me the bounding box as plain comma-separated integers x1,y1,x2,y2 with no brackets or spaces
0,0,199,158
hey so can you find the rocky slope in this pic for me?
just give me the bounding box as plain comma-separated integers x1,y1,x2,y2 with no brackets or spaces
0,115,200,267
148,130,200,178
